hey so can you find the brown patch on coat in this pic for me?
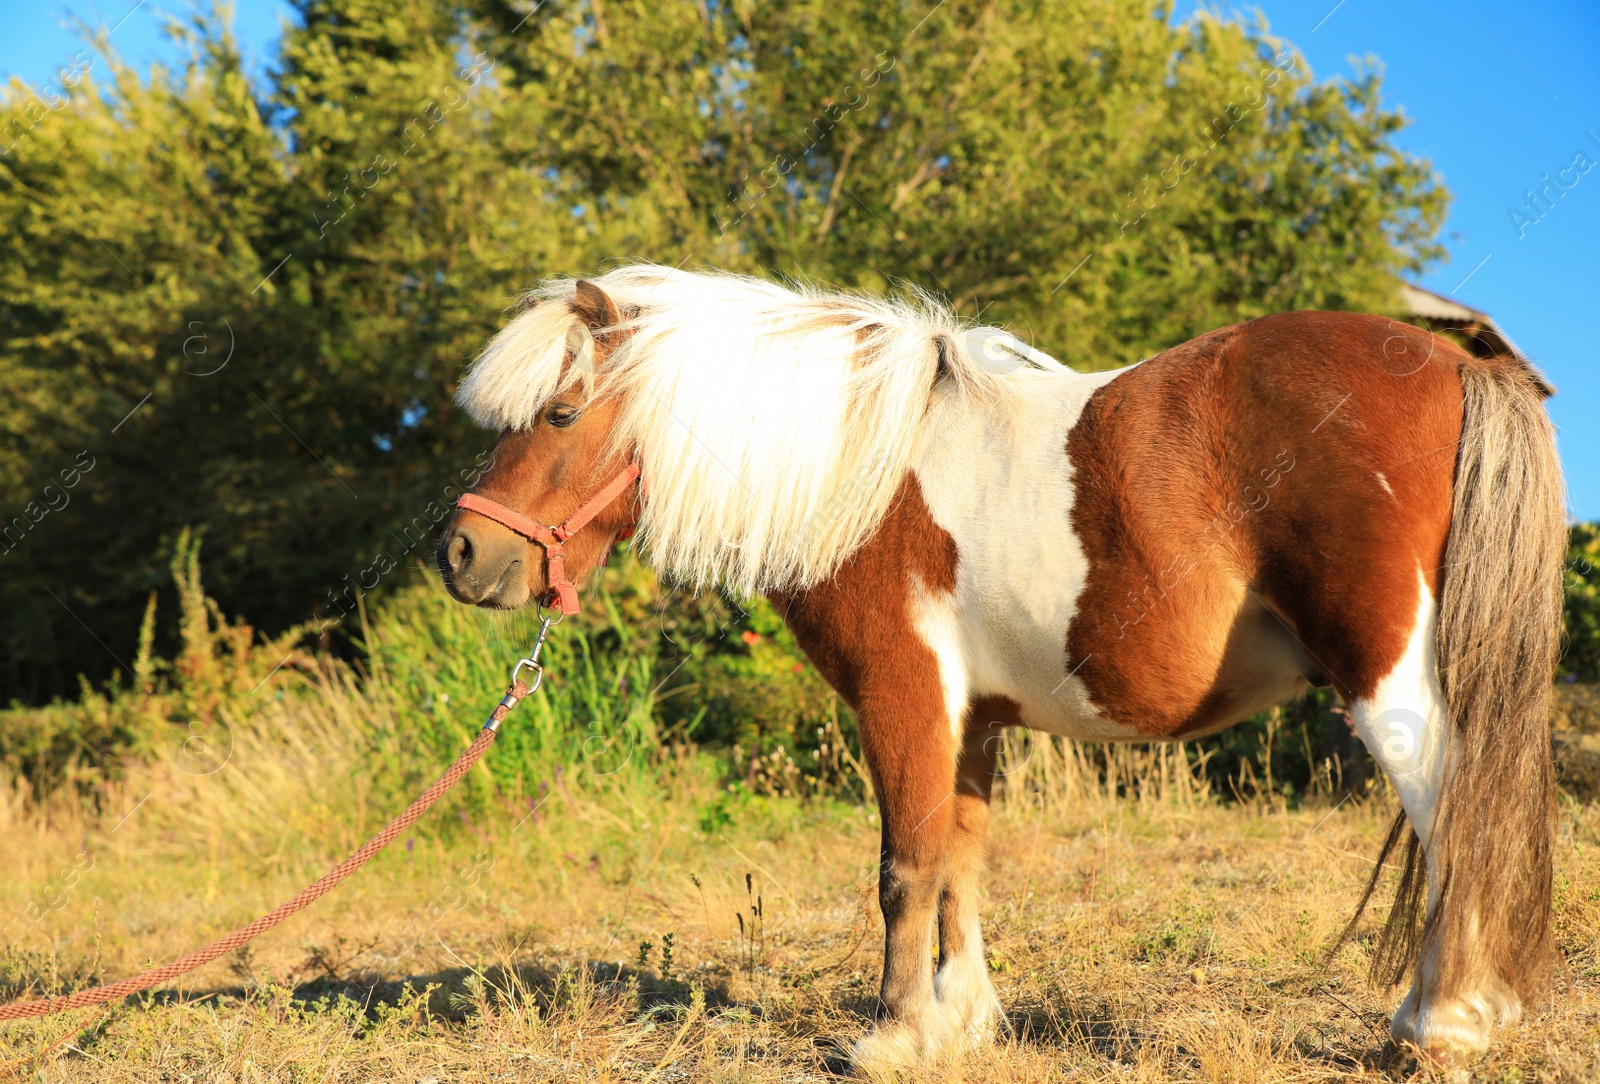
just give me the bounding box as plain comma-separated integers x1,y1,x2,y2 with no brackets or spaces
774,475,957,792
1065,311,1466,734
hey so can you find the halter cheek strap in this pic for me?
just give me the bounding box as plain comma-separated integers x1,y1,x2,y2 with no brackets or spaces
455,462,642,616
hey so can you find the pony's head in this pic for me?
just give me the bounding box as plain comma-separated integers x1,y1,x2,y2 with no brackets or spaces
438,280,640,610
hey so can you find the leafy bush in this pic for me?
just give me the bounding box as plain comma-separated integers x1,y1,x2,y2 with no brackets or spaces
0,535,858,809
21,522,1600,813
0,529,309,802
1562,523,1600,683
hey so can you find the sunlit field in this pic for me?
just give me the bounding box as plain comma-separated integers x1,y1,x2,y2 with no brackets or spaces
3,555,1600,1082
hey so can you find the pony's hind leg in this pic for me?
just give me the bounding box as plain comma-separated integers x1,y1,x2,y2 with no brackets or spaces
1347,581,1518,1053
933,708,1008,1041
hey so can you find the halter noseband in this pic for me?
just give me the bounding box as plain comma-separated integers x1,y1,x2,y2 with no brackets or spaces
454,462,642,616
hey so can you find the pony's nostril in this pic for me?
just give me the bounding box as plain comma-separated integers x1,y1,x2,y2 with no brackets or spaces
446,530,474,574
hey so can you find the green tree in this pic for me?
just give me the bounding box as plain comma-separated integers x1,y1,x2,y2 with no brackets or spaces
472,0,1444,355
0,0,1447,703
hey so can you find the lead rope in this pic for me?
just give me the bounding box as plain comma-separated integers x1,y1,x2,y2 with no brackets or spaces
0,614,558,1028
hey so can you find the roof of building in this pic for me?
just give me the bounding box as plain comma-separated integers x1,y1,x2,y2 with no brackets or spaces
1399,282,1554,396
1399,281,1527,361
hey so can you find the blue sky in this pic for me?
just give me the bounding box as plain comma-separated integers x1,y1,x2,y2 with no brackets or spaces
4,1,1597,517
1172,0,1599,519
2,1,291,86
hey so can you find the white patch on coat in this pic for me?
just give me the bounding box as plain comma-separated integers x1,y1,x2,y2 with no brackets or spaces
1347,570,1513,1052
1377,471,1395,498
1348,571,1449,845
909,575,970,742
911,361,1139,740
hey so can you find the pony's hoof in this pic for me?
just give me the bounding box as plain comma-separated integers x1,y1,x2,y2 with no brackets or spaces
1390,982,1517,1057
933,965,1004,1045
851,1016,952,1080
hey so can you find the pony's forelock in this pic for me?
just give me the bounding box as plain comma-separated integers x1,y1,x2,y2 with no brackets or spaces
456,284,604,431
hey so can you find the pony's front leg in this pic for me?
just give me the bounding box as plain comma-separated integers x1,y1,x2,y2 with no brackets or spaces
852,691,962,1073
934,707,1009,1042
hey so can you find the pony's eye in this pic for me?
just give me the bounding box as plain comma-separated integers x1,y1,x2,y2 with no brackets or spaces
546,405,580,428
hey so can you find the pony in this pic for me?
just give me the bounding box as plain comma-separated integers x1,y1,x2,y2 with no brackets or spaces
437,264,1565,1070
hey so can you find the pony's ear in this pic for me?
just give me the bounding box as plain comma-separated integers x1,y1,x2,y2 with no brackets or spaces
571,280,622,341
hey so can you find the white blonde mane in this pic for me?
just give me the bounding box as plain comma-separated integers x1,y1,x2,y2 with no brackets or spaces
457,265,1043,596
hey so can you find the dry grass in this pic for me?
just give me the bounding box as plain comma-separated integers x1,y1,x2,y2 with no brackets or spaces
4,713,1600,1084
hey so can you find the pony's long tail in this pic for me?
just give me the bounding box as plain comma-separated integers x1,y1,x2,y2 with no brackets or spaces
1377,355,1566,1001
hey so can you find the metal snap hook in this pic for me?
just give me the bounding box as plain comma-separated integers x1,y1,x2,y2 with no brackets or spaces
511,659,544,695
510,613,557,691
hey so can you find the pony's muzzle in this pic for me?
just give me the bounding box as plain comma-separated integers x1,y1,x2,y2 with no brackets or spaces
437,519,534,609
